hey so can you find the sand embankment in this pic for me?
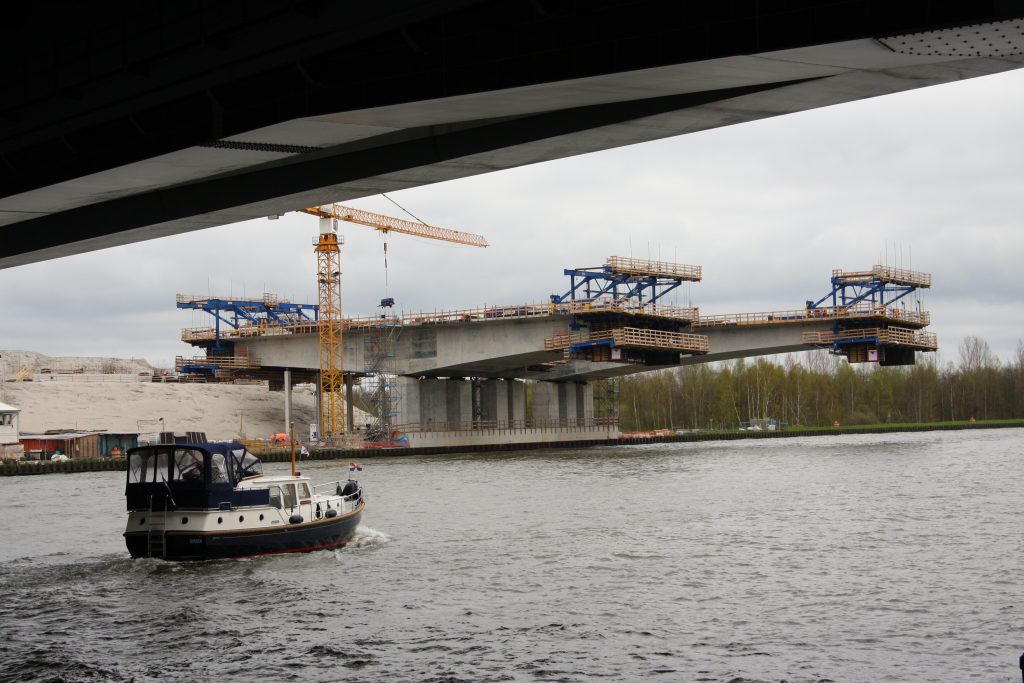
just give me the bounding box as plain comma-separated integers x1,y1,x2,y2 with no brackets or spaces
1,351,370,440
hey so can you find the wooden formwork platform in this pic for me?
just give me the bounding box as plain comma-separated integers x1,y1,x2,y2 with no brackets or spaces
695,305,930,329
174,354,262,372
545,327,709,354
612,327,708,352
831,265,932,288
605,256,702,281
176,293,290,306
803,326,938,350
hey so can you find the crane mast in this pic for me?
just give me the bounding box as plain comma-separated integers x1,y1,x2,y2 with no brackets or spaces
315,212,345,441
300,202,488,443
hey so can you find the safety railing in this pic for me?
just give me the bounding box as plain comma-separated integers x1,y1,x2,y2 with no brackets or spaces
180,300,700,344
613,327,710,352
803,327,938,349
605,256,702,281
831,266,932,288
175,355,262,371
695,305,930,328
545,327,709,353
393,416,620,433
176,292,293,305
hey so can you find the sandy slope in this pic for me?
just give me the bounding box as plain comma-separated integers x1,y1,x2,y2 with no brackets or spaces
1,351,370,440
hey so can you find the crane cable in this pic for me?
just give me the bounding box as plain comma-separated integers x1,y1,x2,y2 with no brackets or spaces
382,231,389,295
379,193,427,298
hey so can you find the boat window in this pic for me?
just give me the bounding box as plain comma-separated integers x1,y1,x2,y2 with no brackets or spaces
153,450,169,483
267,486,283,509
298,483,311,499
172,449,205,482
283,484,297,510
129,451,152,483
210,453,229,484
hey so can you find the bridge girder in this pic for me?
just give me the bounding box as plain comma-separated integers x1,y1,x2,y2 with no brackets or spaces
2,2,1023,268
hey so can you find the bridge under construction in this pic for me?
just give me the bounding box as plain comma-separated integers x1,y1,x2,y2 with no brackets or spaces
175,257,936,448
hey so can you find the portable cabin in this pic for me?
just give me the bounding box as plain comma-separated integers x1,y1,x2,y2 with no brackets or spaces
19,431,101,460
99,432,139,457
0,402,24,461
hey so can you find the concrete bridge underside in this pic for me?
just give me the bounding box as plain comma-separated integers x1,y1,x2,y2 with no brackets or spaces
3,2,1023,268
234,316,831,382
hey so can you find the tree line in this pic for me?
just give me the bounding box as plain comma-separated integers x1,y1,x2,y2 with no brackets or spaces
615,336,1024,431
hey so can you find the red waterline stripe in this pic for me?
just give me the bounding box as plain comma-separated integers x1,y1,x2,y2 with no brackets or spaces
230,538,350,560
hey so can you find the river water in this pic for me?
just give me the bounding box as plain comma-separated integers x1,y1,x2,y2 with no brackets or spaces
0,429,1021,682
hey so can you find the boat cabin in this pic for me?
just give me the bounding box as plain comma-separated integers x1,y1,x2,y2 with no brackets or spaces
126,443,269,511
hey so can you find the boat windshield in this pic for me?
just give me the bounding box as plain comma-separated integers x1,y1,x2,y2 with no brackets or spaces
171,449,205,482
231,448,263,479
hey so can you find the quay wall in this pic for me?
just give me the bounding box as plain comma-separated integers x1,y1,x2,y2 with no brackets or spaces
3,421,1021,476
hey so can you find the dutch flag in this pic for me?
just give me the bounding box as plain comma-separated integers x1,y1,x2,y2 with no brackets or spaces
349,462,362,472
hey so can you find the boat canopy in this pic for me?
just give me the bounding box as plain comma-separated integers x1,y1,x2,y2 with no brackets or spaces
125,443,268,511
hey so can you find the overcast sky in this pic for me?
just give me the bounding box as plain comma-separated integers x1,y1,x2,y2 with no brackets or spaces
2,67,1023,369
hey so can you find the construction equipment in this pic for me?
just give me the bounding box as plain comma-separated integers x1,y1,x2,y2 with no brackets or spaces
297,203,488,441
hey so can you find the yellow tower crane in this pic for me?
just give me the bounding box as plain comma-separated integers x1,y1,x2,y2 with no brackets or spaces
298,204,488,442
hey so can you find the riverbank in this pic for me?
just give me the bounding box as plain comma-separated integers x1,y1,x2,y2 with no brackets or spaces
3,419,1021,476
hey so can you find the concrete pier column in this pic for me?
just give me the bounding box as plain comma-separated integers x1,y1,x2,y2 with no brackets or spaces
419,379,448,429
531,381,560,424
446,379,472,426
283,369,292,434
344,374,354,432
577,382,594,423
398,377,421,429
559,382,578,424
479,379,508,426
508,380,526,425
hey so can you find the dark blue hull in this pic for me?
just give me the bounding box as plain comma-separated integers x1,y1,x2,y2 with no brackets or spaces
125,503,363,561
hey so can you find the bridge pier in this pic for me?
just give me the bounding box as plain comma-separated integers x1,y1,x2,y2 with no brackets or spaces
447,380,472,426
531,382,560,423
508,380,526,424
480,379,509,425
283,369,292,434
418,379,448,428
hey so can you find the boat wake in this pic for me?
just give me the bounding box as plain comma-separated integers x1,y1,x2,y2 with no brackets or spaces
342,526,390,551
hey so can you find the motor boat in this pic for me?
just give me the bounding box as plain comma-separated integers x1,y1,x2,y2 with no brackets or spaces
124,442,363,560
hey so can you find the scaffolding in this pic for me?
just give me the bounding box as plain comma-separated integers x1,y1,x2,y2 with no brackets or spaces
363,318,402,442
175,293,318,353
809,265,932,311
552,255,701,307
805,265,935,366
592,378,620,422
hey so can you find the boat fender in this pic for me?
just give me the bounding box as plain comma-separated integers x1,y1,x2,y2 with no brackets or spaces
315,503,323,520
341,480,359,497
289,514,304,524
325,508,338,518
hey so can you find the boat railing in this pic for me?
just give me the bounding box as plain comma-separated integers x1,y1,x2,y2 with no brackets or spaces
313,480,363,504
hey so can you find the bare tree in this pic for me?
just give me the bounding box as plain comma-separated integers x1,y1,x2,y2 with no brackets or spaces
958,336,997,373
